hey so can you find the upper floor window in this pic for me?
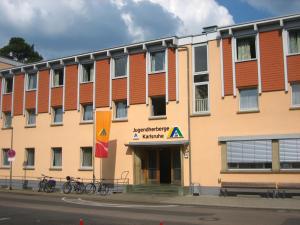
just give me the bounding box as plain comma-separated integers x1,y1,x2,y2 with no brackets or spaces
151,96,166,117
52,68,64,87
194,45,208,73
26,109,36,126
289,30,300,54
292,83,300,107
239,88,258,111
4,77,13,94
114,55,127,78
82,63,94,83
52,107,63,124
1,149,10,167
3,112,12,128
114,100,127,119
26,73,37,90
236,36,256,61
150,51,165,73
82,104,93,121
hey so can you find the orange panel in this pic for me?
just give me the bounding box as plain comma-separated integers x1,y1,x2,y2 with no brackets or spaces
112,78,127,101
148,72,166,97
51,87,63,107
130,53,146,104
95,59,110,107
13,73,25,115
168,48,176,101
25,91,36,109
80,82,93,104
235,60,258,88
222,38,233,96
65,65,78,110
287,55,300,82
2,94,12,112
38,70,50,113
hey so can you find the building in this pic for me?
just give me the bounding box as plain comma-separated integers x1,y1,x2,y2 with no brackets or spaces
0,14,300,194
0,56,23,70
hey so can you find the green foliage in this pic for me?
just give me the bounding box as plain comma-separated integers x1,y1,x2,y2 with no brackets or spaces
0,37,43,63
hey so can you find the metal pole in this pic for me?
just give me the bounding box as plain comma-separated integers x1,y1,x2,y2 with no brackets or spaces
9,127,14,190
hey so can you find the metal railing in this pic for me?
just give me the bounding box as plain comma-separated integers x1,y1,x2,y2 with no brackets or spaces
195,98,209,112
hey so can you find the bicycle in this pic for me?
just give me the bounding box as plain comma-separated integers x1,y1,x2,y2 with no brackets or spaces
85,179,109,196
38,174,56,193
62,176,85,194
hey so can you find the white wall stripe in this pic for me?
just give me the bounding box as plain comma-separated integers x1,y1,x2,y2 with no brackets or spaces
109,58,113,108
282,29,289,92
48,69,52,114
256,33,262,94
62,66,66,112
146,51,149,105
23,73,26,116
11,76,15,116
93,61,96,110
175,48,179,102
220,38,225,98
127,55,130,106
35,71,39,114
77,64,81,111
231,37,237,96
165,48,169,103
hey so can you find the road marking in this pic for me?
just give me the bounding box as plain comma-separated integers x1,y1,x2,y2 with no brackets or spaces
62,197,178,208
0,218,10,221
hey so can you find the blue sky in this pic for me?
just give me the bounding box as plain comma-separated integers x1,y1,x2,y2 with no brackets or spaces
0,0,299,60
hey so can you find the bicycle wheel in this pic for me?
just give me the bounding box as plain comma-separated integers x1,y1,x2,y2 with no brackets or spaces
99,183,109,196
38,180,46,192
85,183,96,194
44,182,55,193
62,182,72,194
76,182,85,194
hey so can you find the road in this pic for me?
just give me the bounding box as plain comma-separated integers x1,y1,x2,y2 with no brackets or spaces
0,192,300,225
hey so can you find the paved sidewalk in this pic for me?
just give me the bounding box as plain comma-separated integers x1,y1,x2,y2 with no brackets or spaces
1,188,300,210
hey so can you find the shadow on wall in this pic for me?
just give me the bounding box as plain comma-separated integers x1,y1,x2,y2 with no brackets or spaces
101,139,117,180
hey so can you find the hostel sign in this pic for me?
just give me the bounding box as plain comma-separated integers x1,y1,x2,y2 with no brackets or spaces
132,126,183,140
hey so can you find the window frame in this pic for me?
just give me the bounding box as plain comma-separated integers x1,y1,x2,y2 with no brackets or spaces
26,72,37,91
113,55,128,79
52,107,63,125
81,104,93,122
114,100,128,120
279,139,300,171
26,109,36,126
192,43,210,114
52,68,64,88
51,147,62,169
291,83,300,108
24,148,35,169
3,77,13,94
80,147,93,169
287,29,300,56
3,111,12,128
81,63,94,83
239,88,259,112
1,148,10,168
150,96,166,118
235,35,257,62
149,50,166,74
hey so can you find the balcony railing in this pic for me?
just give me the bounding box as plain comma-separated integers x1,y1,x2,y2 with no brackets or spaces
195,98,209,112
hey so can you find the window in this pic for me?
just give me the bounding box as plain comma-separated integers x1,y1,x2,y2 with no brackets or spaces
280,139,300,169
236,36,256,61
194,45,208,73
4,77,13,94
1,149,10,167
151,96,166,117
52,107,63,124
82,64,94,82
194,84,209,113
52,68,64,87
289,30,300,54
3,112,12,128
82,104,93,121
150,51,165,72
292,83,300,107
26,109,36,126
114,100,127,119
239,88,258,111
25,148,35,167
51,148,62,168
114,56,127,78
81,147,92,168
193,44,209,113
227,140,272,169
26,73,37,90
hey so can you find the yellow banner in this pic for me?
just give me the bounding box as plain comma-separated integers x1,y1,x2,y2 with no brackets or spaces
96,111,112,143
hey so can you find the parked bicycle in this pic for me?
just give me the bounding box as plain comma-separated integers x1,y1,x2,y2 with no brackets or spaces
38,174,56,193
85,179,110,196
62,176,85,194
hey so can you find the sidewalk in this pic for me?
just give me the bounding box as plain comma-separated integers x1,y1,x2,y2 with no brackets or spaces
1,188,300,210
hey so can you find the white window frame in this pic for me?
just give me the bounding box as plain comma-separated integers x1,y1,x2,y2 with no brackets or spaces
192,43,210,114
1,148,10,168
26,109,36,126
287,28,300,56
3,111,12,128
80,147,93,169
235,35,257,63
80,63,94,83
81,104,93,122
51,147,62,169
52,107,63,125
26,73,37,91
291,83,300,108
239,88,259,112
149,50,166,74
52,68,64,88
3,77,13,94
24,148,35,169
113,55,128,79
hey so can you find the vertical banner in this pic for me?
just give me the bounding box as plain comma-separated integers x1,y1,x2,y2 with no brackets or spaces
95,111,112,158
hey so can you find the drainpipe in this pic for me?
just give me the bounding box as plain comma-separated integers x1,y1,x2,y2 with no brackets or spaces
178,45,192,190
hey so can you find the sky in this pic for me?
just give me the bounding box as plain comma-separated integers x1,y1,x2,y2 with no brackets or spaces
0,0,299,60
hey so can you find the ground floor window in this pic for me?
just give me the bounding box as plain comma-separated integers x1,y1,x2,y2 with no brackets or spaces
3,112,12,128
114,100,127,119
151,96,166,117
227,140,272,169
279,139,300,169
51,148,62,168
25,148,35,168
194,83,209,113
26,109,36,126
81,147,92,169
239,88,258,111
82,104,93,121
1,149,10,167
292,83,300,107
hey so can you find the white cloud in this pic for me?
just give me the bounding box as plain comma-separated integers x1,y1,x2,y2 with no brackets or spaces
242,0,300,15
121,13,145,41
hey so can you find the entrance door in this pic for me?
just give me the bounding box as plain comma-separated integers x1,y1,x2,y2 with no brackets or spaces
159,150,171,184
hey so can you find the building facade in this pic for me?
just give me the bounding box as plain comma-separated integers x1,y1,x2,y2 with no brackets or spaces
0,14,300,194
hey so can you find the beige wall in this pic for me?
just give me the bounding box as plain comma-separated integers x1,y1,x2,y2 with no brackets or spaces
0,62,15,70
189,39,300,187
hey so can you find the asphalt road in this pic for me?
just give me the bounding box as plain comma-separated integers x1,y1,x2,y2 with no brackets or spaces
0,192,300,225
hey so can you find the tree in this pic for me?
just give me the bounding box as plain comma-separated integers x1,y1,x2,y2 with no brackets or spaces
0,37,43,63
